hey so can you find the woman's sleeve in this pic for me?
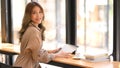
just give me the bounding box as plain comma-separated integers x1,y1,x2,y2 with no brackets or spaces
26,30,55,63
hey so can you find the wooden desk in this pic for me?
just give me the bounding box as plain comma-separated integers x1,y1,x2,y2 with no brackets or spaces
0,43,120,68
0,43,19,65
50,56,120,68
0,43,19,54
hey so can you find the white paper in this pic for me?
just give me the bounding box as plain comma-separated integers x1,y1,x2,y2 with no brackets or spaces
60,44,78,53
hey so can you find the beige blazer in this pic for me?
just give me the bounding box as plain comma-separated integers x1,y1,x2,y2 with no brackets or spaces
13,23,54,68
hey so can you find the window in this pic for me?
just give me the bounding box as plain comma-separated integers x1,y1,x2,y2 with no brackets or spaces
77,0,113,56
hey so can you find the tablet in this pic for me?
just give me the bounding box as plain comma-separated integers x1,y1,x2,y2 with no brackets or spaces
59,44,78,53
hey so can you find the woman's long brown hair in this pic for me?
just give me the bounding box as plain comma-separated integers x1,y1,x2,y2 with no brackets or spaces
19,2,45,42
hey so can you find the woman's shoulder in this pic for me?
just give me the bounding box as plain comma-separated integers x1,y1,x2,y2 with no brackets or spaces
26,26,40,35
28,26,36,30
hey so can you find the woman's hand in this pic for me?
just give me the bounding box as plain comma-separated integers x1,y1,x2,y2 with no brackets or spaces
54,50,71,58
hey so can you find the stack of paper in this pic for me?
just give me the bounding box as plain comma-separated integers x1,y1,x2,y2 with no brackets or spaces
84,52,109,62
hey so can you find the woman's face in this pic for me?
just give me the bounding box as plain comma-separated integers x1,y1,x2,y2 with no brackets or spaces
31,6,44,25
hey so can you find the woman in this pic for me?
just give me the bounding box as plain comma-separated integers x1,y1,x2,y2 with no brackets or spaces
13,2,70,68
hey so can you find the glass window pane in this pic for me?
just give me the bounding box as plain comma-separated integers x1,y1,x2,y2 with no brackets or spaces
77,0,113,55
85,0,108,48
108,0,113,55
77,0,85,46
12,0,26,45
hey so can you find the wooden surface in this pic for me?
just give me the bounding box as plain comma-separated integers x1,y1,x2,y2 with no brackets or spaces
0,43,20,55
0,43,120,68
53,56,120,68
